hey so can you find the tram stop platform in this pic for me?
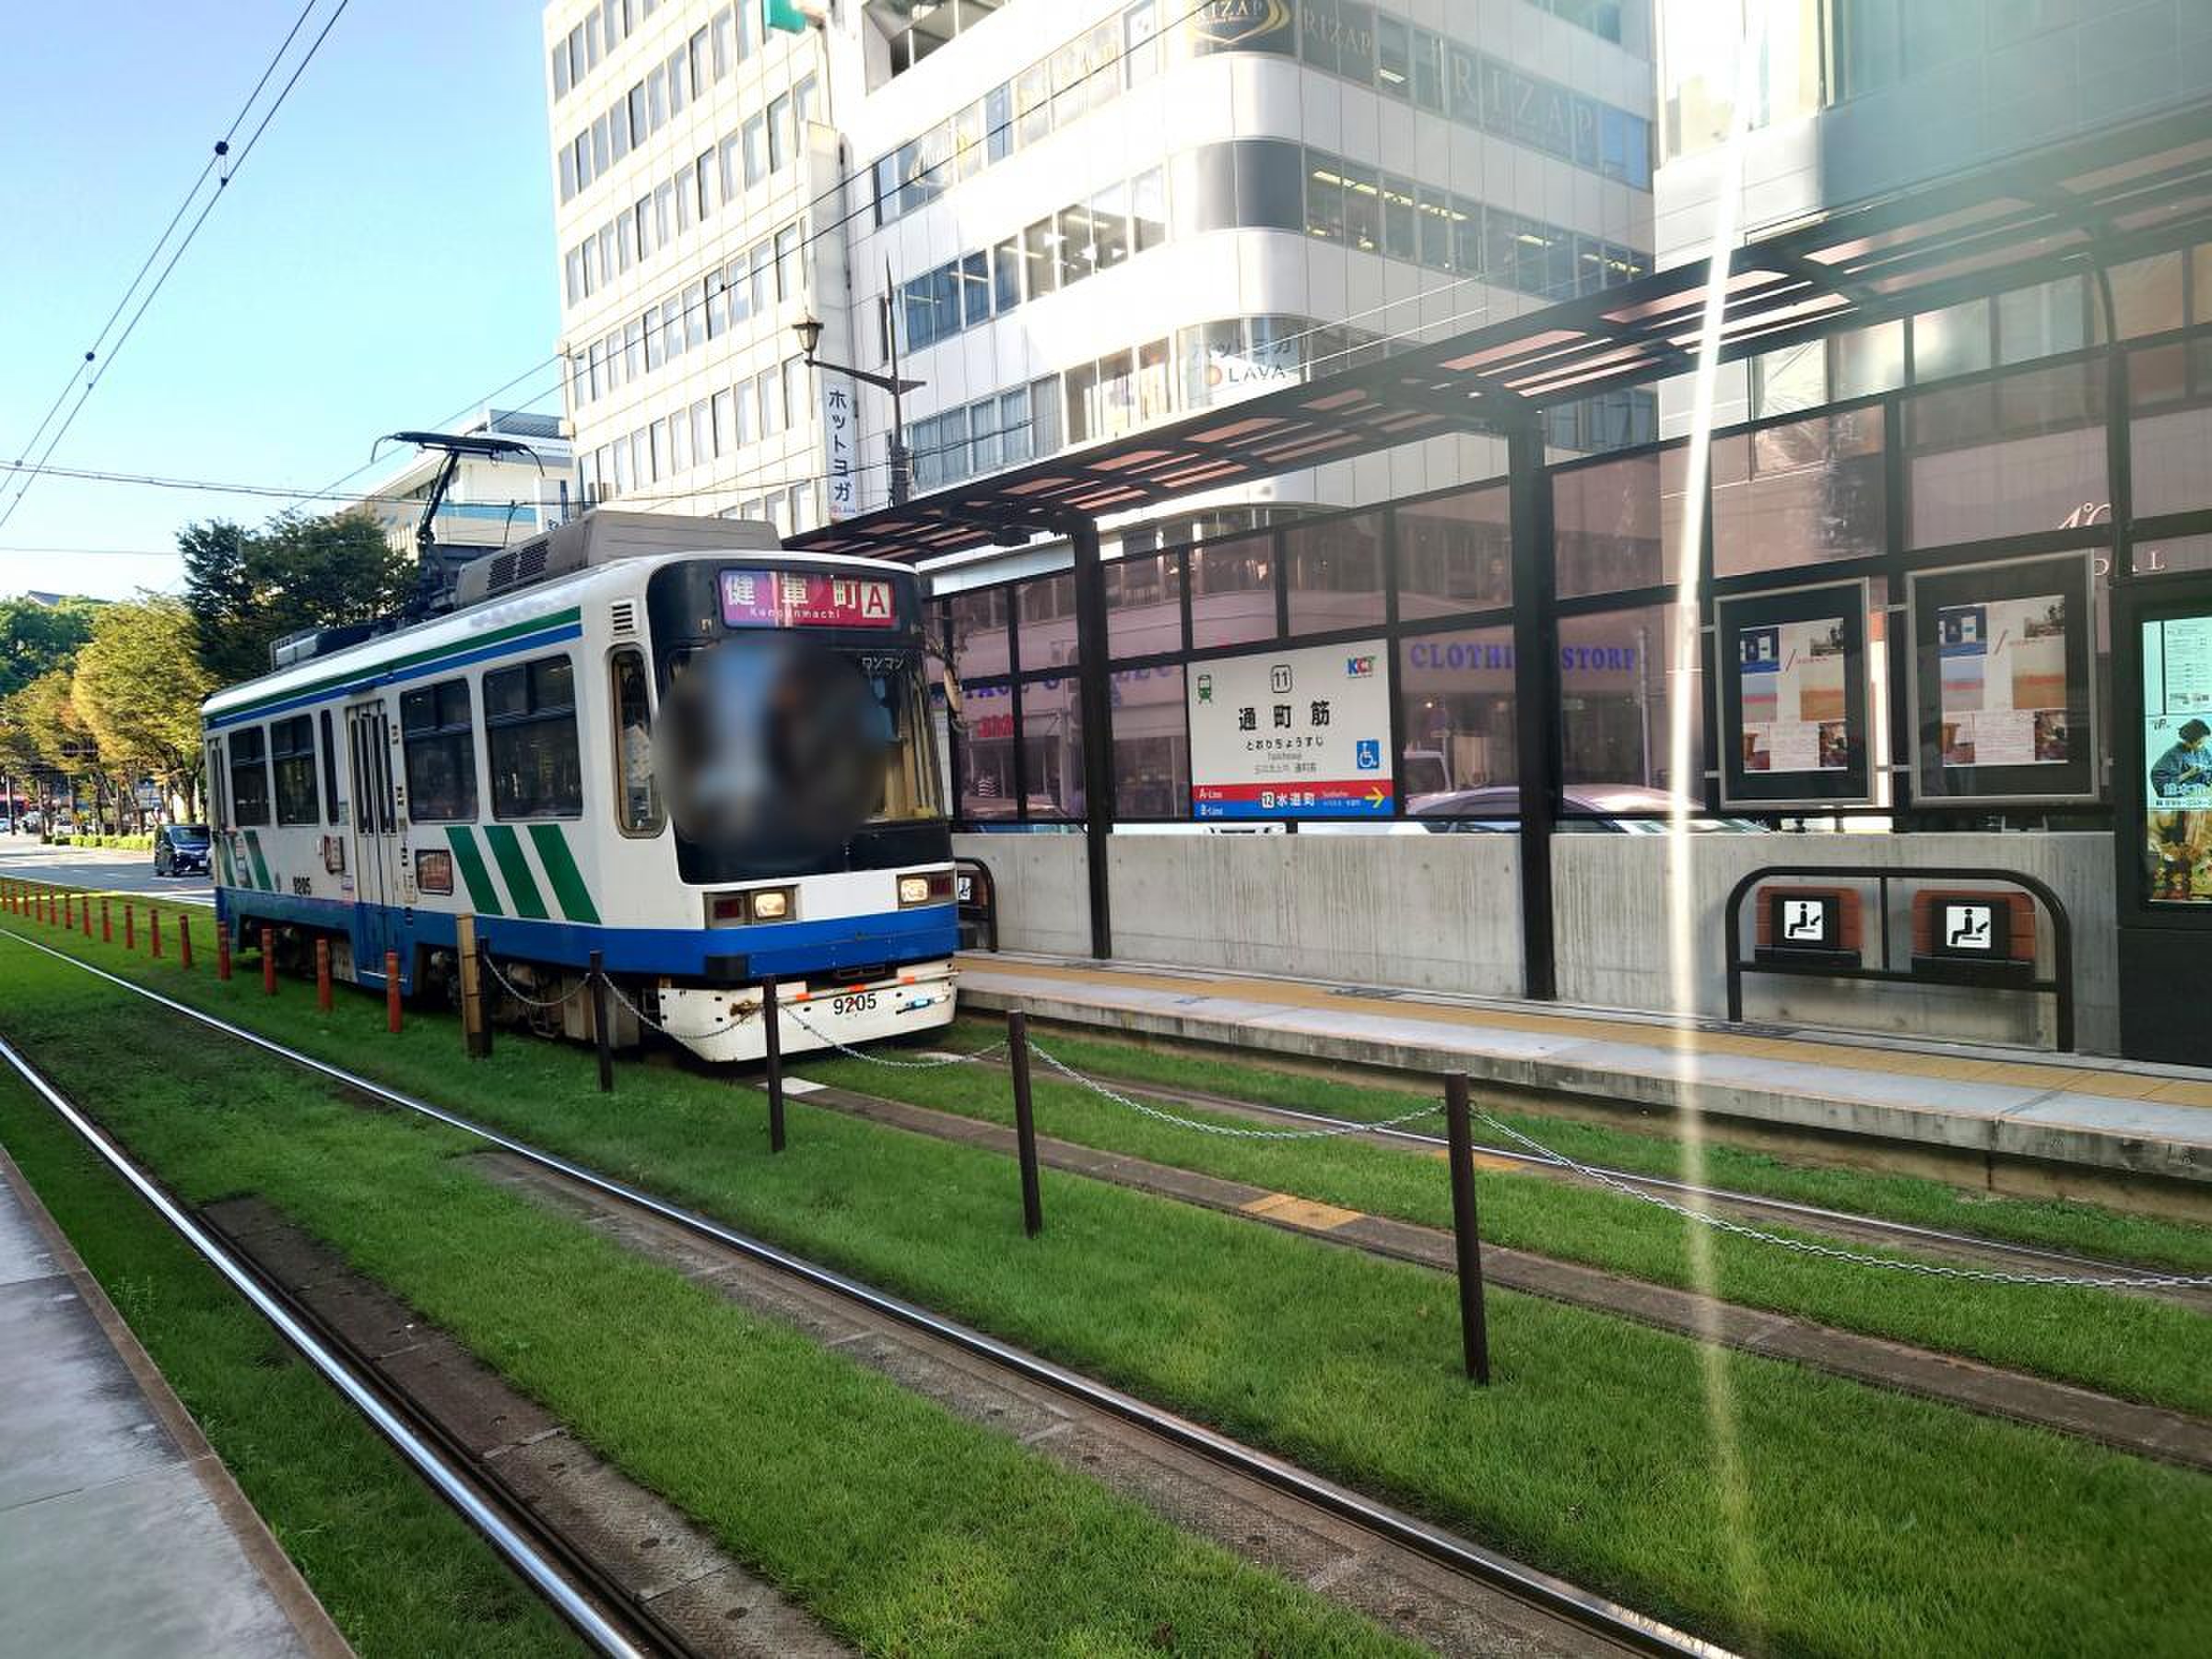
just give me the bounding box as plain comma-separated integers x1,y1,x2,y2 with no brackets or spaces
0,1145,348,1659
954,953,2212,1215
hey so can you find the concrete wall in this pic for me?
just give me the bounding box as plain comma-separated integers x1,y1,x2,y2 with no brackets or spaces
956,830,1524,997
960,827,2122,1053
1552,832,2119,1054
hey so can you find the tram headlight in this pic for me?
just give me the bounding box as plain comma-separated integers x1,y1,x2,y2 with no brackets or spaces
898,871,955,907
706,887,796,924
749,888,791,920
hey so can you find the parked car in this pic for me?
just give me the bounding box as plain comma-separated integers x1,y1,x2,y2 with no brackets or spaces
1406,783,1767,833
153,823,212,877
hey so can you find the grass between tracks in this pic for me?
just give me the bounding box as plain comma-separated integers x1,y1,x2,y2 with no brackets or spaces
0,943,1417,1659
935,1018,2212,1275
0,1067,582,1659
6,924,2211,1655
794,1024,2212,1419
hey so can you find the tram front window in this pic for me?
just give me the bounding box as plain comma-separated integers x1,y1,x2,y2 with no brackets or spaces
865,665,944,825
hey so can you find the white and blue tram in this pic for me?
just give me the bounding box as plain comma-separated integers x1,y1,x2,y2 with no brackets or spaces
198,512,958,1062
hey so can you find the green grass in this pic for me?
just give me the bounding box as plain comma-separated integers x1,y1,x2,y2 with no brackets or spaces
6,923,2210,1656
0,941,1414,1659
0,1069,582,1658
944,1018,2212,1275
790,1028,2212,1419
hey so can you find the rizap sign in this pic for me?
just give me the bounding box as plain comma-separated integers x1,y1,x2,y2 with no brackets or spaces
1188,638,1394,819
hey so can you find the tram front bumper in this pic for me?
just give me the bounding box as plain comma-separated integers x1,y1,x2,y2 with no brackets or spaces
654,959,958,1065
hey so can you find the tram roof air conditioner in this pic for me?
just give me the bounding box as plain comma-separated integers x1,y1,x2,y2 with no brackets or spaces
448,511,784,609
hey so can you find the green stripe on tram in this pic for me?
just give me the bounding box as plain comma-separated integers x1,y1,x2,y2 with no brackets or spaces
527,824,599,924
243,830,272,892
482,825,549,920
214,838,235,888
445,827,503,915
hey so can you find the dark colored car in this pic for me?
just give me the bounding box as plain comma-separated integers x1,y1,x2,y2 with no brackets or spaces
154,823,211,877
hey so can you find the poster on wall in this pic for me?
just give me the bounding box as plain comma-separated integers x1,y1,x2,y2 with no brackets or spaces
1907,553,2098,806
2140,608,2212,905
1186,637,1394,818
1718,581,1872,809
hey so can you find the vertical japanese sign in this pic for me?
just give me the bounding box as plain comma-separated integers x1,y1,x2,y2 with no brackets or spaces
822,382,858,520
1186,639,1393,818
2141,609,2212,905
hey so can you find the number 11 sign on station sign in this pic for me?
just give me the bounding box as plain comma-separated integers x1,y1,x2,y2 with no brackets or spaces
1187,638,1394,819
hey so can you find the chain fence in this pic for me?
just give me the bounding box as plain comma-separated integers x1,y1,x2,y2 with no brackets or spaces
480,950,594,1012
784,1003,1006,1069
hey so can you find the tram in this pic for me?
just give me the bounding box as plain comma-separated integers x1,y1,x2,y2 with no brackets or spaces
198,512,958,1063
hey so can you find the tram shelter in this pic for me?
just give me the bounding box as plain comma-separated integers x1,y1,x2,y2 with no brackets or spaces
795,103,2212,1066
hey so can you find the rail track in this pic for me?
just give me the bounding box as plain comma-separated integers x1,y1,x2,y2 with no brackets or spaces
0,1030,672,1659
1,924,1726,1657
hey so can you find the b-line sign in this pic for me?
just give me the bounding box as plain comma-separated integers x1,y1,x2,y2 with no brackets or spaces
1186,637,1394,819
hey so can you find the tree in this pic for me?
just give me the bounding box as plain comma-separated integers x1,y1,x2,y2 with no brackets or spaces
181,508,411,686
0,595,100,698
13,667,98,822
71,598,215,818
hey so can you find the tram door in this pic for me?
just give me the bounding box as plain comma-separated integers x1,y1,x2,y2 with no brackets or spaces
346,700,403,978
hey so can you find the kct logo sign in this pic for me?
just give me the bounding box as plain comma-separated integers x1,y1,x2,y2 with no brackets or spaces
1345,654,1376,677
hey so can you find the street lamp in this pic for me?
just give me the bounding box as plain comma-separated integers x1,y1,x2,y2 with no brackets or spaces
793,310,925,507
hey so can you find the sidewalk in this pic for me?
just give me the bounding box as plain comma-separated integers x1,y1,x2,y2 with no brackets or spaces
0,1144,349,1659
954,953,2212,1200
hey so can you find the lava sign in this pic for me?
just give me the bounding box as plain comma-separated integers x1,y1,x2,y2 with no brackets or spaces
1188,638,1394,819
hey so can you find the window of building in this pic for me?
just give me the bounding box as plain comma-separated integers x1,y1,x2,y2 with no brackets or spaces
1090,183,1129,272
1057,203,1094,288
1105,550,1183,660
1305,150,1345,241
1287,512,1385,634
774,226,799,300
767,93,793,171
1189,534,1278,650
400,679,477,822
1400,625,1517,799
1712,409,1887,578
1131,169,1167,253
1396,485,1512,620
743,114,766,185
228,725,271,827
270,714,319,826
1023,218,1056,300
485,656,582,820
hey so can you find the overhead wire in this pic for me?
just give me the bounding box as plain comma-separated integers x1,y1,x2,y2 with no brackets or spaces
0,0,353,535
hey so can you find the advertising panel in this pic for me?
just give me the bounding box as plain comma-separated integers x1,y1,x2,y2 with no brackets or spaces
1718,582,1872,808
1907,553,2097,806
2140,608,2212,905
1187,638,1393,818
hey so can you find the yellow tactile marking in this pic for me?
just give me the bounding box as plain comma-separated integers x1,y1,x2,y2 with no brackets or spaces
963,955,2203,1110
1426,1147,1524,1172
1241,1192,1363,1231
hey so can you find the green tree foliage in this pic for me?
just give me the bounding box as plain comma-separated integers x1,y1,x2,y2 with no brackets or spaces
0,595,100,698
181,508,410,686
71,598,215,807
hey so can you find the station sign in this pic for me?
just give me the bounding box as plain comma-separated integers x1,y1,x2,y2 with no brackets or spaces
720,569,897,629
1187,637,1394,819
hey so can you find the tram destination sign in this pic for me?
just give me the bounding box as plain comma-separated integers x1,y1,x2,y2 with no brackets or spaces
1187,637,1394,819
720,568,898,630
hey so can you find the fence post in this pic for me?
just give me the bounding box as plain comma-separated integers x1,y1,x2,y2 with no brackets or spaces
100,897,111,943
761,977,785,1153
124,903,135,949
217,923,232,982
1442,1073,1491,1385
453,914,490,1059
1007,1011,1044,1238
385,950,402,1033
79,892,90,938
261,925,276,995
314,936,332,1012
178,913,193,970
62,891,73,931
150,909,161,959
589,949,613,1094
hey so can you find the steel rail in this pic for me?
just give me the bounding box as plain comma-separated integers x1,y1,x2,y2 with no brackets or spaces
982,1050,2202,1286
1,925,1725,1658
0,1028,652,1659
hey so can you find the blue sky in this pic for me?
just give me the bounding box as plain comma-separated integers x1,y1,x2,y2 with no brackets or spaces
0,2,560,601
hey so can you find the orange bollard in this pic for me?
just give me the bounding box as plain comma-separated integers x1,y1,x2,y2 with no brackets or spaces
179,913,193,970
261,925,276,995
385,950,403,1033
100,898,111,943
150,910,162,959
79,893,89,938
61,892,71,930
217,924,232,982
314,937,332,1012
124,903,134,948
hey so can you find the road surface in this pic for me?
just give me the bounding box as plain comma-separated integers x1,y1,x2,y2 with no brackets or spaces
0,839,214,907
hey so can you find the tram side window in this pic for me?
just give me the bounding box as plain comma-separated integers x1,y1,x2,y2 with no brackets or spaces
401,678,479,822
319,709,341,824
485,655,583,819
271,714,320,825
609,648,662,834
229,727,271,826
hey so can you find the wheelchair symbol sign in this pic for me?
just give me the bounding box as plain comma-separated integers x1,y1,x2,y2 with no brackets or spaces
1356,739,1381,771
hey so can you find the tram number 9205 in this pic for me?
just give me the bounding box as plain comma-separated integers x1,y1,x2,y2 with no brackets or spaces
830,991,879,1017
